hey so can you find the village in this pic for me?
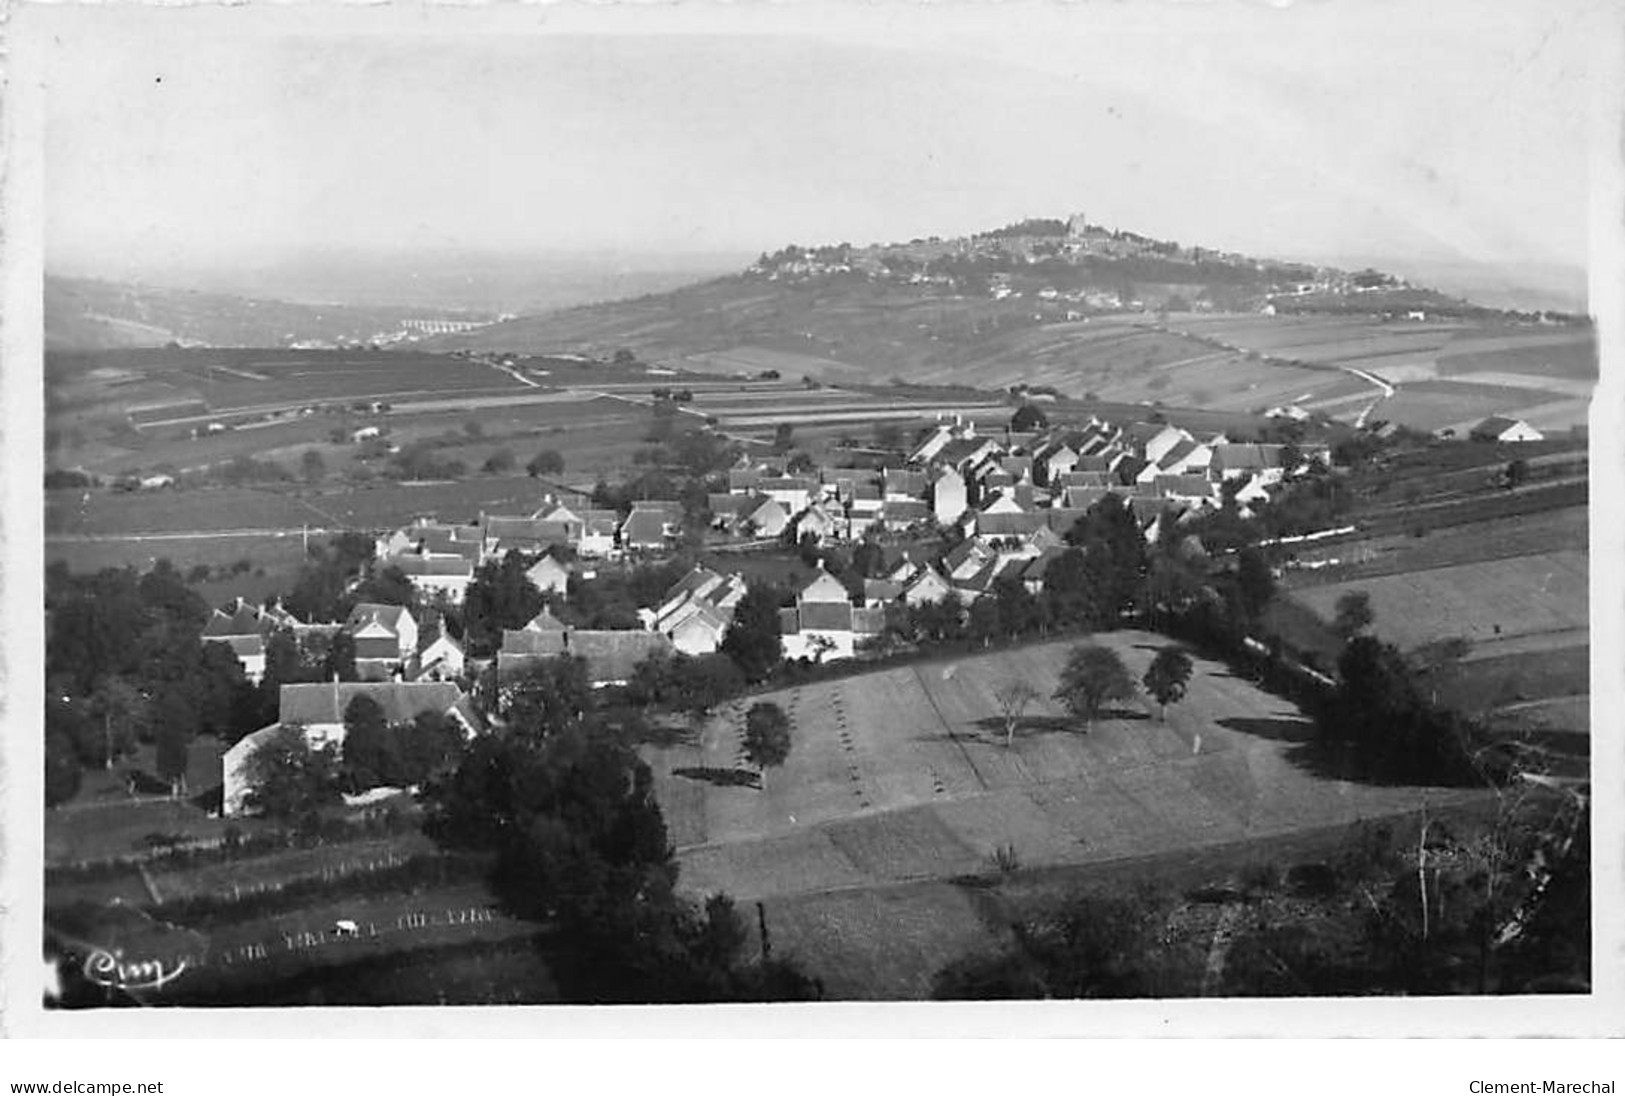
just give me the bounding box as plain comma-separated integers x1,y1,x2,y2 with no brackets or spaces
198,404,1351,810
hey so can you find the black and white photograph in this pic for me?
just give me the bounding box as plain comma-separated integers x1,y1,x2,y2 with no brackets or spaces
5,0,1621,1037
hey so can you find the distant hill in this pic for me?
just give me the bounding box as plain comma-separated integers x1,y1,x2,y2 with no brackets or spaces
417,216,1583,391
44,276,495,352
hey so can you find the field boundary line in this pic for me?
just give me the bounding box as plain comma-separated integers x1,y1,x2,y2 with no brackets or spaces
910,663,989,792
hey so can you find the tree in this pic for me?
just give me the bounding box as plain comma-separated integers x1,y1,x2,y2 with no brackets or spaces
154,721,191,798
1053,643,1136,730
341,695,395,792
1010,403,1049,432
463,419,485,439
242,724,340,821
483,447,517,475
395,710,465,786
300,448,326,483
347,565,418,613
462,551,546,657
720,585,785,683
968,597,1003,648
502,656,593,739
993,680,1040,748
1333,590,1375,643
528,449,565,477
1505,458,1529,489
671,654,746,721
1142,647,1194,721
772,423,795,454
45,732,82,807
743,702,792,791
1235,547,1276,623
86,677,148,769
1042,548,1101,629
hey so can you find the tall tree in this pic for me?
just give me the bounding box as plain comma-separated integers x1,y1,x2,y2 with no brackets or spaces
743,702,792,791
671,654,745,722
502,656,593,740
86,677,149,769
1235,547,1276,624
462,550,546,657
1333,590,1375,643
720,585,786,683
1142,647,1194,721
341,695,396,791
1053,643,1136,730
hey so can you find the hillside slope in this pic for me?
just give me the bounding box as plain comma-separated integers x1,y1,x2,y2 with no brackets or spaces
44,276,489,352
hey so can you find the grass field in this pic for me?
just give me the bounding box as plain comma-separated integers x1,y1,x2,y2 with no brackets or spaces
640,632,1495,996
645,632,1485,909
1292,550,1587,652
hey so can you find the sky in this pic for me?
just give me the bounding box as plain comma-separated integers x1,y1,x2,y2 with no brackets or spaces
35,1,1608,286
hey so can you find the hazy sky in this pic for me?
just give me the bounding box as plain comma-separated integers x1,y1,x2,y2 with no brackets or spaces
38,1,1606,279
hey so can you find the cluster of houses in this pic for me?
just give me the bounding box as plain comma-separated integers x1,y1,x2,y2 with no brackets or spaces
711,413,1324,552
199,598,465,687
370,495,679,606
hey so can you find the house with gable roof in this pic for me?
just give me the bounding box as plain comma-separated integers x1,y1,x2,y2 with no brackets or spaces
525,553,572,599
223,679,480,815
576,510,622,558
345,602,419,680
395,553,476,605
645,566,749,655
777,567,884,662
620,500,684,552
1469,416,1544,443
930,466,968,525
201,599,282,683
497,607,676,687
414,613,465,682
743,496,791,539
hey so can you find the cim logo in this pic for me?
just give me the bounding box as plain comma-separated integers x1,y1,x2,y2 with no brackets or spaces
82,947,188,992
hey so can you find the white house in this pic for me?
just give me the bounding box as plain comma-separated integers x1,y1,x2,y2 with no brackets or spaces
414,616,466,682
394,554,475,605
1141,424,1194,465
525,554,571,599
931,467,968,526
1468,416,1544,444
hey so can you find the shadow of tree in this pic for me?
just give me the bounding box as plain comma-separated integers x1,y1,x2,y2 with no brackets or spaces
966,708,1149,742
1215,716,1317,744
1216,717,1471,789
672,765,760,789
